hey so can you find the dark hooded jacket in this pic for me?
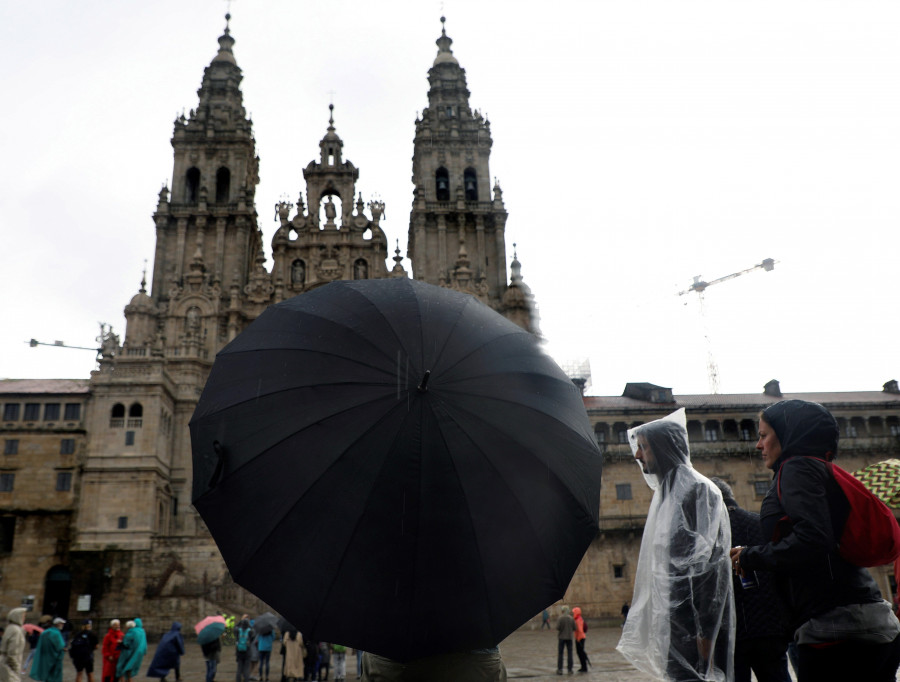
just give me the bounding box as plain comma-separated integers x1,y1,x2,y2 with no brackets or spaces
740,400,883,631
146,622,185,678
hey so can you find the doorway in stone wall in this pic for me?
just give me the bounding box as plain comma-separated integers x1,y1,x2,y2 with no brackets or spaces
42,565,71,619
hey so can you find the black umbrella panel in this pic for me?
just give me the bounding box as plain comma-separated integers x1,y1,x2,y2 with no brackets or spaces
190,278,603,662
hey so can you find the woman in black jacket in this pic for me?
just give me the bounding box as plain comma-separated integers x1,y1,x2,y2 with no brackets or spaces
731,400,900,681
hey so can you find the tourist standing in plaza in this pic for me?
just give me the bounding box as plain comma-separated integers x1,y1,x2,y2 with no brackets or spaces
711,477,791,682
200,633,221,682
69,620,98,682
146,622,185,682
234,617,255,682
571,608,588,673
555,605,574,675
731,400,900,681
100,620,122,682
115,619,147,682
280,631,303,682
0,607,27,682
617,409,734,681
29,618,65,682
255,626,274,682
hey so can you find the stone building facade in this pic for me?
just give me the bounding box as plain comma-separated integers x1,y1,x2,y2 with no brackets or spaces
1,16,898,637
560,379,900,626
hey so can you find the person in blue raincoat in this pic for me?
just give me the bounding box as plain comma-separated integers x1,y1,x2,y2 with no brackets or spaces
114,620,147,682
145,623,184,681
29,618,66,682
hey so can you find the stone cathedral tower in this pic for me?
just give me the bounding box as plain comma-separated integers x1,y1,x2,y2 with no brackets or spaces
75,17,268,561
408,18,537,334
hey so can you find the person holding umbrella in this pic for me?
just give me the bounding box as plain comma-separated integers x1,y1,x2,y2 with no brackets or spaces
100,621,122,682
190,278,603,668
0,607,27,682
29,618,65,682
200,633,221,682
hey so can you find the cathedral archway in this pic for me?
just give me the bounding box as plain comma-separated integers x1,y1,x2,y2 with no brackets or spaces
215,167,231,203
42,565,72,619
185,168,201,203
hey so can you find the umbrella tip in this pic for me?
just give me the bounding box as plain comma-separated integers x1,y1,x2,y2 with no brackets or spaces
417,370,431,393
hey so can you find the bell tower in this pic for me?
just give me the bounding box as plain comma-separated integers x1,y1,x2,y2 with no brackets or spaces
76,15,267,553
408,18,536,333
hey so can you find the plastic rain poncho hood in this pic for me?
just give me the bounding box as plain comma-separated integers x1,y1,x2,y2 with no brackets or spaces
616,409,735,681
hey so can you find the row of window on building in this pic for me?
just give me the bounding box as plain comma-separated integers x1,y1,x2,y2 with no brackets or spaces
0,471,73,493
3,438,76,455
594,414,900,445
2,403,81,422
612,479,772,503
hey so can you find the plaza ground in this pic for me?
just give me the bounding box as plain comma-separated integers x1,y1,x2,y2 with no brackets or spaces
46,625,814,682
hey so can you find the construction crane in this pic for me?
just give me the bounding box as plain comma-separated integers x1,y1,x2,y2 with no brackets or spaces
678,258,776,393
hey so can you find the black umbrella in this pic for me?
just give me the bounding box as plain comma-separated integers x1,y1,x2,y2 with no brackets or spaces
190,278,602,662
253,612,278,636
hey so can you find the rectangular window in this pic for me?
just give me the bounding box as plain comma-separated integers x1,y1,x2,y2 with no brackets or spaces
0,475,14,492
3,404,19,421
754,481,770,496
615,483,633,501
60,439,75,455
617,430,628,444
704,429,719,442
44,403,60,421
613,564,625,579
3,440,18,456
596,432,606,444
55,472,72,492
117,516,128,529
23,404,40,421
125,431,135,446
64,403,81,420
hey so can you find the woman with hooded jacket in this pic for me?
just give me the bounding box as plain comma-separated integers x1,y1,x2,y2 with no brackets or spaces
0,608,27,682
732,400,900,681
114,620,147,682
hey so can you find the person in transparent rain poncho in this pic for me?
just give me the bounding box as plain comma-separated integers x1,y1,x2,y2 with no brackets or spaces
616,409,735,681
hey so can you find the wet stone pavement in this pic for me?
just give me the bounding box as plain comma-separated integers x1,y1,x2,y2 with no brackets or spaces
50,625,808,682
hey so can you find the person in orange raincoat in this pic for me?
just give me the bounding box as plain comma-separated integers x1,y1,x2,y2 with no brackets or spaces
572,607,588,673
100,620,122,682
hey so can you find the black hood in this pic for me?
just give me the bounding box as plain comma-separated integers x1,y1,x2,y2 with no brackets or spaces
762,399,839,461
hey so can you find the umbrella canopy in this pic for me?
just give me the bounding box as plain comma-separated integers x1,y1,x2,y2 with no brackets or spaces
194,615,226,635
190,278,603,662
23,624,43,635
196,622,226,645
853,459,900,508
253,612,278,636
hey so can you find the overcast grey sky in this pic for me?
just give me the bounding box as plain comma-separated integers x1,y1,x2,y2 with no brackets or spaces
2,1,898,396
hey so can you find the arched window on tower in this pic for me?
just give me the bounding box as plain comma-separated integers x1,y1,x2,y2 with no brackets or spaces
291,259,306,286
464,168,478,201
128,403,143,428
185,167,201,203
435,167,450,201
327,147,335,166
110,403,125,428
215,167,230,203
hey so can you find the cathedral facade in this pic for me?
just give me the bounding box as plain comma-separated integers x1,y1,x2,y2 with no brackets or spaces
1,18,898,637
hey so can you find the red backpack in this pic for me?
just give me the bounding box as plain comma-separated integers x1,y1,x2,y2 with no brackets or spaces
775,456,900,568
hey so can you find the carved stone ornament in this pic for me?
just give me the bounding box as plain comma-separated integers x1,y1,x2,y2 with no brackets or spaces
244,263,275,304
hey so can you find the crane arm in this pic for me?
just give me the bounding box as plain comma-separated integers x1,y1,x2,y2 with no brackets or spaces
677,258,775,296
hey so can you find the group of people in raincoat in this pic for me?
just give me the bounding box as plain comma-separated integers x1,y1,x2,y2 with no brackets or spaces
616,401,900,682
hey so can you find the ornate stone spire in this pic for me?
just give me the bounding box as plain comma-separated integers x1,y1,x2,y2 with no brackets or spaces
433,16,459,66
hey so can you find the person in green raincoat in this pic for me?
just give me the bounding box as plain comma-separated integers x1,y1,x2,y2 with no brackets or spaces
114,620,147,682
29,618,65,682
